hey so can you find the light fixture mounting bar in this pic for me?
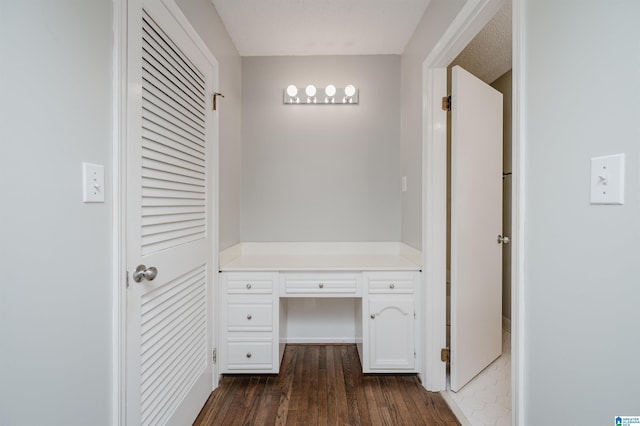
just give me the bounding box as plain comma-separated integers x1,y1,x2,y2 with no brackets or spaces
283,85,359,105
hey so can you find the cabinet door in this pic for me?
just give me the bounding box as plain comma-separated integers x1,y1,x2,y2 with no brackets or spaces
368,297,414,370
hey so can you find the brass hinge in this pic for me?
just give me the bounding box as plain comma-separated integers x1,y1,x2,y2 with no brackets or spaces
441,347,450,363
212,348,217,364
442,95,451,111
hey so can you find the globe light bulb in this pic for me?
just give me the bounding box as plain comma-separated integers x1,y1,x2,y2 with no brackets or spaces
286,85,298,97
325,84,336,97
344,84,356,97
305,84,317,97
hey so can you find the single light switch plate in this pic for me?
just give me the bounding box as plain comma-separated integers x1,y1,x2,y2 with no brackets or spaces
83,162,105,203
590,153,624,205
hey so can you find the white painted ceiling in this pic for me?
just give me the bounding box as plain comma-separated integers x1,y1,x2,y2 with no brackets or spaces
211,0,433,56
211,0,512,82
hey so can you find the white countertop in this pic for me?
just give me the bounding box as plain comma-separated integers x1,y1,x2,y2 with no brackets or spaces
219,242,422,272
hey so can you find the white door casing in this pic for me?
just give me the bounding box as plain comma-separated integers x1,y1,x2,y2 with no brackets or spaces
450,65,503,392
125,0,218,424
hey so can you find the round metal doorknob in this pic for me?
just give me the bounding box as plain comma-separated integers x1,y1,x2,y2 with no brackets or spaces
133,265,158,283
497,235,510,244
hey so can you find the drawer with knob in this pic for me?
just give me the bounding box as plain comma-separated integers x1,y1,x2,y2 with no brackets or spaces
226,336,274,371
366,272,416,294
227,301,273,331
280,273,361,297
226,273,275,294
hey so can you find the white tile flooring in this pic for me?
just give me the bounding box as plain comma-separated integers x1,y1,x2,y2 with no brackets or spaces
446,330,512,426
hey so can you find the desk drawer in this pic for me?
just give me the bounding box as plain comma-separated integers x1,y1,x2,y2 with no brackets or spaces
367,272,417,294
226,336,274,370
280,273,361,297
227,301,273,331
225,273,275,294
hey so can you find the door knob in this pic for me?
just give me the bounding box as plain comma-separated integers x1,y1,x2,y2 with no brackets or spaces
497,235,510,244
133,264,158,282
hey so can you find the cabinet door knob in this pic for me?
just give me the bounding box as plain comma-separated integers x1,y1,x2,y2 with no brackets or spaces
318,283,324,288
247,314,252,320
370,314,376,319
389,283,395,289
246,283,252,289
246,352,252,358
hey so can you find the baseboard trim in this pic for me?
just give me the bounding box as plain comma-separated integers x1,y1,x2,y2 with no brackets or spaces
286,337,357,344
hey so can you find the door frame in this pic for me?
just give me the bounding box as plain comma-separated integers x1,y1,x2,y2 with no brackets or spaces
112,0,221,423
420,0,525,424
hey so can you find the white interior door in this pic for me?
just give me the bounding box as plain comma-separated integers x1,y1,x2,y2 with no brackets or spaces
125,0,217,424
450,65,503,392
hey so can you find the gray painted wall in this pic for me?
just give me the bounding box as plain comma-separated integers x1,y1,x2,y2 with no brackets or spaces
0,1,240,424
241,55,401,242
524,1,640,423
176,0,242,250
0,2,113,424
400,0,467,249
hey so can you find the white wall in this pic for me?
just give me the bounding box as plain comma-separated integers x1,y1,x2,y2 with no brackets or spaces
176,0,242,250
400,0,467,249
241,55,401,242
523,1,640,423
0,2,113,424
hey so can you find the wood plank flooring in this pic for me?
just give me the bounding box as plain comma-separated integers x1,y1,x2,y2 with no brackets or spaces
194,344,460,426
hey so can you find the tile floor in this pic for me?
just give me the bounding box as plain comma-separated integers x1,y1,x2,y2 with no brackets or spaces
446,330,512,426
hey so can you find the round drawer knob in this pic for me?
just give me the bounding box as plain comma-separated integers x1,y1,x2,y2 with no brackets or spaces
319,283,324,289
370,314,376,319
246,283,252,289
246,352,252,358
247,314,252,320
389,283,395,289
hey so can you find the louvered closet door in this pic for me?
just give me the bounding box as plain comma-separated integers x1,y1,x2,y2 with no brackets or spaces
125,0,217,425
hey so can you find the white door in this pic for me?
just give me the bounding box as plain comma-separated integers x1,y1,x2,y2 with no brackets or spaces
125,0,218,424
450,65,503,392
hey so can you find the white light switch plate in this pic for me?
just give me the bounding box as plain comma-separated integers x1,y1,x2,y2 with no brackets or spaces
590,153,624,205
83,162,105,203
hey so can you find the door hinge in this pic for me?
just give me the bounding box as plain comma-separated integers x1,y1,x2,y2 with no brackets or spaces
212,348,217,364
126,271,129,288
414,350,417,359
442,95,451,111
414,312,416,319
441,347,450,363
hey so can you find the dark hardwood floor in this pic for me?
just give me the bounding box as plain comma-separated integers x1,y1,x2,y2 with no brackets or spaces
194,344,460,426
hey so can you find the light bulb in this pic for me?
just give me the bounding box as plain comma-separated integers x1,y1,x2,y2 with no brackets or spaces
305,84,317,97
286,85,298,97
344,84,356,97
325,84,336,97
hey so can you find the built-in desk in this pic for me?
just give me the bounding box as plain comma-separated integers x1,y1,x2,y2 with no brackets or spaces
218,243,421,374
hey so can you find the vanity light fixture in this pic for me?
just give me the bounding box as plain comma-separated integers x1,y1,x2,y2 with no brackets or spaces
283,84,358,105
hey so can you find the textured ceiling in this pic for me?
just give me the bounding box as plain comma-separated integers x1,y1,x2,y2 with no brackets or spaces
211,0,432,56
450,0,512,83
